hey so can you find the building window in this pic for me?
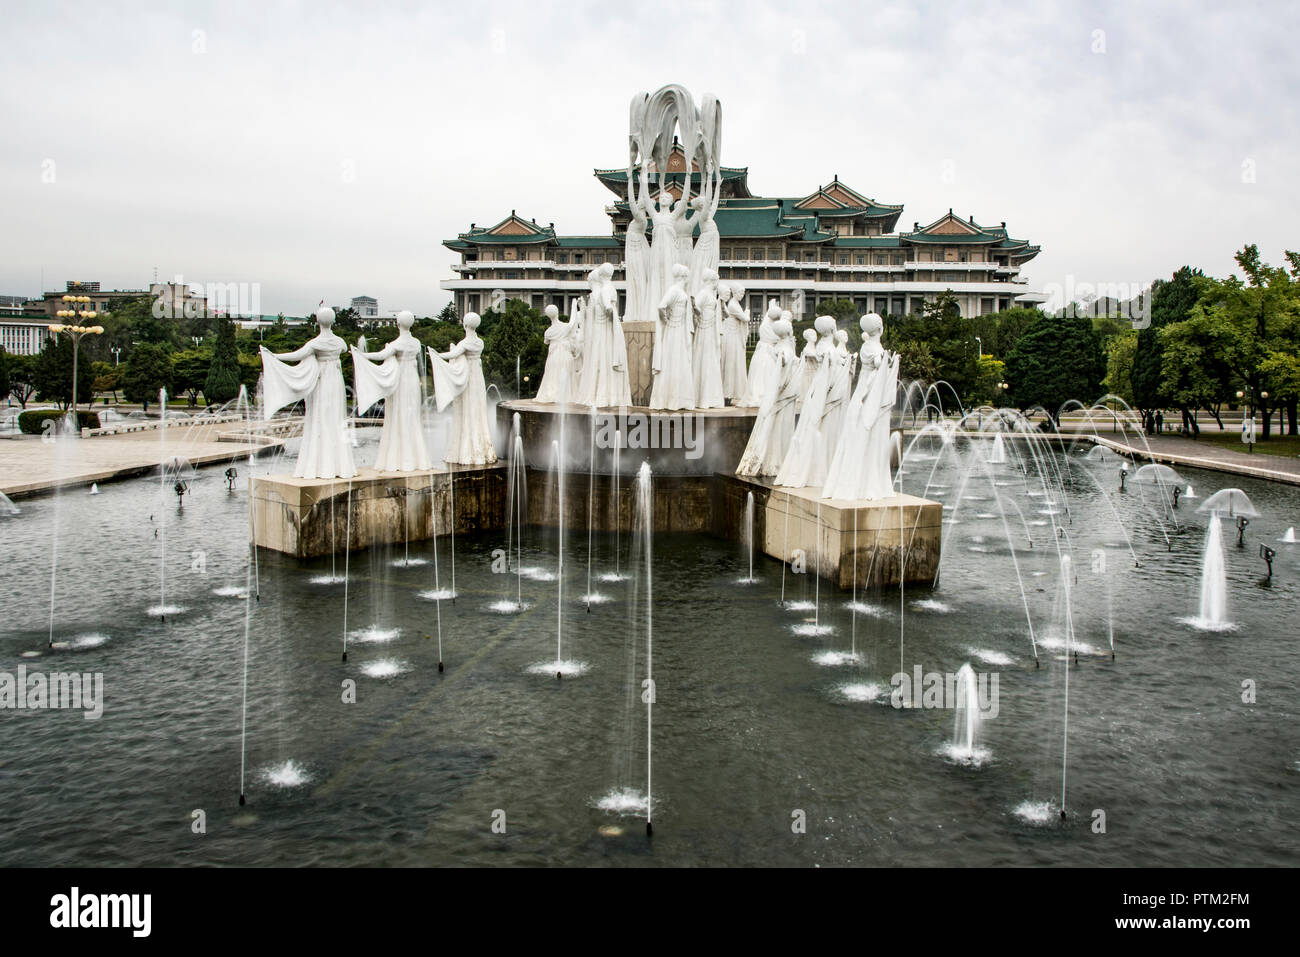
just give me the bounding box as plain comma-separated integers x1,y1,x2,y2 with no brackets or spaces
856,255,865,265
505,272,518,280
557,253,568,264
839,255,848,265
574,254,584,264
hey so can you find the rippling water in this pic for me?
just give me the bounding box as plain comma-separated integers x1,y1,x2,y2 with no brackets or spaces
0,441,1297,866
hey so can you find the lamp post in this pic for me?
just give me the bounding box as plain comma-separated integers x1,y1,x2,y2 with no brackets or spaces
1236,386,1267,453
50,296,104,417
974,336,982,360
110,345,122,367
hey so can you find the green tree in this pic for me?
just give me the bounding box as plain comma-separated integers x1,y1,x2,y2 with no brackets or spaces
1131,267,1204,429
204,316,242,406
481,299,547,396
0,347,9,402
122,343,174,409
172,349,212,407
91,361,121,402
111,294,180,350
33,337,94,409
1004,312,1105,424
7,354,36,407
1103,331,1138,405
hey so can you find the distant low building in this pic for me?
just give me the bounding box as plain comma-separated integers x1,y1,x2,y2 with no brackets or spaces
350,295,378,318
0,318,56,356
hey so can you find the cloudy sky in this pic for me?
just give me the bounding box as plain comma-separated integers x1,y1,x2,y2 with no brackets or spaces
2,0,1296,316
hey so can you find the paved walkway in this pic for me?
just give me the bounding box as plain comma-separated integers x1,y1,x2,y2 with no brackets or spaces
0,422,284,498
1086,432,1300,486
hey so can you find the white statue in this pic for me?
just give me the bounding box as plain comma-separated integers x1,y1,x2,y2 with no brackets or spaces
427,312,498,466
350,310,431,472
535,304,581,404
650,189,686,308
818,327,855,478
720,282,749,404
689,161,721,295
650,262,696,410
736,317,800,476
774,316,837,488
575,263,632,408
739,299,782,408
691,268,725,409
795,327,818,414
260,307,356,480
824,314,900,500
624,153,654,325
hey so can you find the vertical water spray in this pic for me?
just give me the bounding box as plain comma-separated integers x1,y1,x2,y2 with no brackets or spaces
1197,514,1228,627
554,438,564,670
952,663,981,757
1060,554,1073,820
638,461,654,835
342,478,353,662
586,405,596,608
740,491,755,583
158,388,168,621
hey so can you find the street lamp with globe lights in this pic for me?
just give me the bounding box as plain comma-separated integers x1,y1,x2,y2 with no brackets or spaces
50,295,104,418
1236,386,1269,454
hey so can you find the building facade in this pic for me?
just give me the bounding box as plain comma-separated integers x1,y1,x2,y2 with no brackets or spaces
442,146,1042,320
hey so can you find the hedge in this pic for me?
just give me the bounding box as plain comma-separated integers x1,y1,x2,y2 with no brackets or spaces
18,409,100,435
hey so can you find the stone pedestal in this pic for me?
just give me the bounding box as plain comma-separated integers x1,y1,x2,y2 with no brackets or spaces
720,477,942,589
621,320,655,406
251,465,505,558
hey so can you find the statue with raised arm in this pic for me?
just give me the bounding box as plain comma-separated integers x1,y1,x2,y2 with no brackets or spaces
824,314,900,500
650,187,682,310
350,309,431,472
689,158,722,295
260,306,356,480
535,304,580,404
575,263,632,408
624,106,654,325
650,263,696,410
427,313,498,466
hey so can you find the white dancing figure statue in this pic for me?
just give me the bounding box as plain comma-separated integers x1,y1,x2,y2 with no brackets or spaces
688,161,722,295
774,315,837,489
624,155,654,324
720,283,749,404
535,304,581,403
650,189,685,311
260,307,356,480
576,263,632,408
795,327,818,414
736,317,801,477
740,299,782,408
427,313,498,466
823,314,900,500
818,328,855,476
691,268,725,409
650,263,696,410
350,310,431,472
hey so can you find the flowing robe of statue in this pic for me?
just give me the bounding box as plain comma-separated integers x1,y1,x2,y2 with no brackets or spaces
739,302,781,408
823,345,900,501
720,288,749,403
795,329,818,415
535,313,580,404
648,197,678,323
650,266,696,410
624,169,653,324
688,163,722,295
428,326,497,466
736,328,800,476
260,316,356,481
575,274,632,408
673,200,695,269
816,338,855,480
691,283,725,409
350,327,430,472
774,325,836,488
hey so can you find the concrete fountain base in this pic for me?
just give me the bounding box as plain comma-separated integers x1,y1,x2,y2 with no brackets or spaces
251,465,505,559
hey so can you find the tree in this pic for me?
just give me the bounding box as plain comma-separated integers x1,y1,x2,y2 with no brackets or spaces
1132,266,1204,428
91,361,121,402
7,354,36,407
33,337,94,409
1004,312,1105,423
122,343,174,408
111,294,180,350
481,299,547,396
171,349,212,407
0,347,9,402
992,307,1041,358
1103,331,1138,405
204,316,242,406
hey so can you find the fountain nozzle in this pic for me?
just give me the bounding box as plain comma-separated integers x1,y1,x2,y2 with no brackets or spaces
1059,809,1066,821
556,671,562,681
646,821,653,836
342,651,348,662
438,661,444,673
239,794,246,806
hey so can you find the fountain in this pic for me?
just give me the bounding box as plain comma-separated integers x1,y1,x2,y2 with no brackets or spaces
987,433,1007,465
738,491,756,584
945,663,985,763
1282,527,1297,544
1187,514,1231,631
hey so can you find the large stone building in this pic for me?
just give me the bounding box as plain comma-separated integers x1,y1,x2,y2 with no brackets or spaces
442,145,1041,320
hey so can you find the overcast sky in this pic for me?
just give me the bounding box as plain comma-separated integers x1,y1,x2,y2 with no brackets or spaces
2,0,1296,316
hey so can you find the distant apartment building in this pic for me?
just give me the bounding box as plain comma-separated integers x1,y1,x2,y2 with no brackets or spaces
350,295,378,318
